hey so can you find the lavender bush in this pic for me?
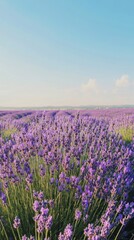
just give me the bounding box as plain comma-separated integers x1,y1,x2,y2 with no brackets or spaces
0,110,134,240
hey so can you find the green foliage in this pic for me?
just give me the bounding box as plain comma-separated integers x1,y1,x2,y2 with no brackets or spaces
117,126,134,143
1,128,17,140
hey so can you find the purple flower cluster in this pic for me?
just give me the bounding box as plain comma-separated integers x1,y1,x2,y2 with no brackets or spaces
75,209,82,221
32,191,53,233
22,235,35,240
0,109,134,239
13,216,21,228
58,224,73,240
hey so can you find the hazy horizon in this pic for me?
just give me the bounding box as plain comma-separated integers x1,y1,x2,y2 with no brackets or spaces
0,104,134,111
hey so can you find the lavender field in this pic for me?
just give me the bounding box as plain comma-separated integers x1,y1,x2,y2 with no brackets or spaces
0,109,134,240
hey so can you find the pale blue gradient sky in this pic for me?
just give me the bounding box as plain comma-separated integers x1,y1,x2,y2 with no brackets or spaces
0,0,134,106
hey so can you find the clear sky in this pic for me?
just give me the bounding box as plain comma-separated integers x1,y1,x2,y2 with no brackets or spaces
0,0,134,107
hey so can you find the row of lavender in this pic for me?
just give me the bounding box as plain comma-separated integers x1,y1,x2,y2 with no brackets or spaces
0,109,134,240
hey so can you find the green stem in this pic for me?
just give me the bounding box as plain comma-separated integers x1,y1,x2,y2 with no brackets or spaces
45,229,48,238
0,219,9,240
17,228,21,240
114,224,124,240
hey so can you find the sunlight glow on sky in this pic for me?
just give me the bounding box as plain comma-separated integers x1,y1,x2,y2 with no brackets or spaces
0,0,134,107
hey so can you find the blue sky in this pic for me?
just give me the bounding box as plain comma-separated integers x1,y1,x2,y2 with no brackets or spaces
0,0,134,106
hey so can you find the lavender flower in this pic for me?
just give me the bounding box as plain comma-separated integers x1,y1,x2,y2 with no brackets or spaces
22,235,28,240
13,216,21,228
33,200,40,212
75,209,82,221
45,215,53,230
59,224,73,240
